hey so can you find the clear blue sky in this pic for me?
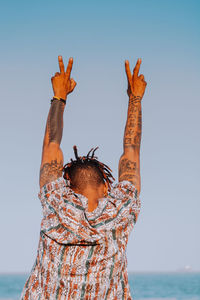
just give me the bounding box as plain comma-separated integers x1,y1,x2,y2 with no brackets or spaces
0,0,199,272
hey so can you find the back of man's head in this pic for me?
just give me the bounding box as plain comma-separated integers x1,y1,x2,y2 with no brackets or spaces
63,146,114,193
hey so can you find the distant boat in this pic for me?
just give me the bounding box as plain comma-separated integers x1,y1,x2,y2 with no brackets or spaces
176,265,193,272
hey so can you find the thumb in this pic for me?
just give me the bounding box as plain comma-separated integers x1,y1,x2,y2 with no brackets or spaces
138,74,145,81
70,78,77,92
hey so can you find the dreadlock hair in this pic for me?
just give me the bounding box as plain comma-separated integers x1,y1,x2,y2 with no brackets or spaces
63,146,115,192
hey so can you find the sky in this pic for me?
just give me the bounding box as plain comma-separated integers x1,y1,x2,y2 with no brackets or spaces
0,0,200,273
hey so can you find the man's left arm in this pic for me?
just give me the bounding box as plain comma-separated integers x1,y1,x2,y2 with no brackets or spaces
118,58,147,195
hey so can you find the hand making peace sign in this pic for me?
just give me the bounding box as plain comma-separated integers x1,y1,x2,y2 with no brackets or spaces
125,58,147,99
51,56,77,100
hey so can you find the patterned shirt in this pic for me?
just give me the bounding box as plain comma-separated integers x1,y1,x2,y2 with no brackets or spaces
21,176,141,300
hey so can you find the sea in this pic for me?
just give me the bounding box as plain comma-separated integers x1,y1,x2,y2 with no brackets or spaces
0,272,199,300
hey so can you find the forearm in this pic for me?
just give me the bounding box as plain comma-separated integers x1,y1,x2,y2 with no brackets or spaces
40,99,65,188
123,95,142,152
42,99,66,148
118,95,142,193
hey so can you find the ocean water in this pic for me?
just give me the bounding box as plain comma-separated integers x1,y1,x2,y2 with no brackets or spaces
0,272,199,299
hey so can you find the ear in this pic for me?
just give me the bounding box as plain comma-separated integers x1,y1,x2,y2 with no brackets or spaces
104,181,108,196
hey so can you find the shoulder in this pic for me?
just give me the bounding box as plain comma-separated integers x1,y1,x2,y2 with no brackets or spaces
38,177,69,209
38,176,68,201
109,180,138,200
108,180,141,220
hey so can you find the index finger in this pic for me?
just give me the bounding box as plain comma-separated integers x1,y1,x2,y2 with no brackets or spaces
125,60,132,85
66,57,73,78
133,58,142,78
58,56,65,73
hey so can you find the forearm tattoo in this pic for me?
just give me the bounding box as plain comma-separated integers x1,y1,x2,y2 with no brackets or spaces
124,95,142,149
47,99,65,145
40,159,63,187
119,158,137,174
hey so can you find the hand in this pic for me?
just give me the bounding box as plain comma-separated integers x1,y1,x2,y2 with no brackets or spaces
51,56,77,100
125,58,147,99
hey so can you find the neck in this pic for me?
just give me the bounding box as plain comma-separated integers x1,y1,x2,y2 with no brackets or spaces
72,185,104,212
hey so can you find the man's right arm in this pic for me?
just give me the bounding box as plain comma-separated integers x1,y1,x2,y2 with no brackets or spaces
39,56,76,189
118,59,147,195
39,101,65,189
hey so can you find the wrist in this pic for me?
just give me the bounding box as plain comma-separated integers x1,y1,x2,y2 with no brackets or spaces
54,93,67,101
51,97,66,105
129,94,142,100
129,95,142,104
53,95,66,101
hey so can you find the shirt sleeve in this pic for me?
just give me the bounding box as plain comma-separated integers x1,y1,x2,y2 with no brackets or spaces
108,180,141,223
38,177,103,245
107,180,141,242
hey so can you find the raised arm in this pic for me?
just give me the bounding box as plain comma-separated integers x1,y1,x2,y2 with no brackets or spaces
118,58,147,195
39,56,76,189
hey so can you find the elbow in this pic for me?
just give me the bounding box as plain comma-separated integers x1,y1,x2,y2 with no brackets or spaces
123,145,140,155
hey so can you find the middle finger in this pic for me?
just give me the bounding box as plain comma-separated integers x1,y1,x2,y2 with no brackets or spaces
133,58,142,78
58,56,65,73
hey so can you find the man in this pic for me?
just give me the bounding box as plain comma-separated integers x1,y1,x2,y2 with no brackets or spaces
21,56,147,299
